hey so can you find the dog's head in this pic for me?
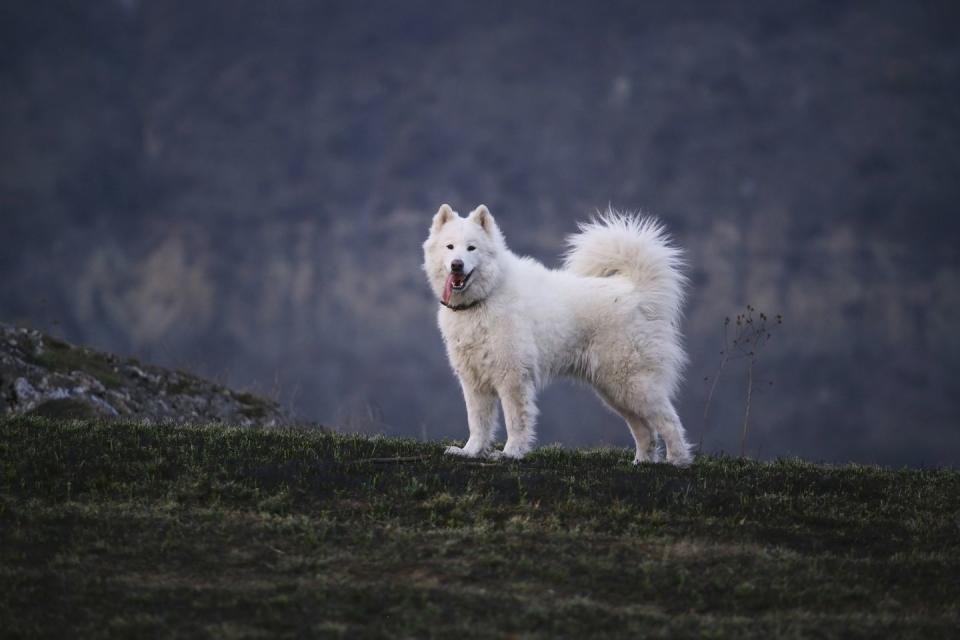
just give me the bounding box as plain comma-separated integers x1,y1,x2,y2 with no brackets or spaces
422,204,506,308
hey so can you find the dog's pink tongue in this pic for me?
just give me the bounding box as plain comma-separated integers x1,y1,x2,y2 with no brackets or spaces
442,274,454,304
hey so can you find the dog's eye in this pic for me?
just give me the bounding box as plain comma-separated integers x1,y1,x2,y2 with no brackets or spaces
446,244,454,250
467,245,476,251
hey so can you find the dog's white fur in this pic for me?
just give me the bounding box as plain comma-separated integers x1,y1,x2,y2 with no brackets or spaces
422,204,692,465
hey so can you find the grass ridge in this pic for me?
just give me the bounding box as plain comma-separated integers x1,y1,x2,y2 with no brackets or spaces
1,417,958,638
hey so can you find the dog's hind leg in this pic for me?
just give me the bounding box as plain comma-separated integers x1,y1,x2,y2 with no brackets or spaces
594,390,660,464
625,413,661,464
642,400,692,467
445,384,499,458
597,379,691,466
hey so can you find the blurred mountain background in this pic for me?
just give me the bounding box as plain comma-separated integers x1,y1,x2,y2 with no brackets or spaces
2,0,958,465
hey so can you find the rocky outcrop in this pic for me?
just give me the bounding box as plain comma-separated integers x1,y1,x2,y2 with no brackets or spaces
0,324,287,426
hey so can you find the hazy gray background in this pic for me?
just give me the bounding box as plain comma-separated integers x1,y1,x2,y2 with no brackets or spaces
2,0,959,465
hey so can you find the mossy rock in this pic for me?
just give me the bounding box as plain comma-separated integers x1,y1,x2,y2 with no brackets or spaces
27,398,101,420
27,337,124,389
235,391,274,418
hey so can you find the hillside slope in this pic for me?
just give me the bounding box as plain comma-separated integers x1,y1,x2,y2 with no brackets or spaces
1,418,957,637
0,323,286,425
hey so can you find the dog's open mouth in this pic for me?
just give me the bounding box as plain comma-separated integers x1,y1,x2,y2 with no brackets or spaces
442,270,473,304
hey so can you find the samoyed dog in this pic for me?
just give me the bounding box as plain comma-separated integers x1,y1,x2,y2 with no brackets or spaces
422,204,692,466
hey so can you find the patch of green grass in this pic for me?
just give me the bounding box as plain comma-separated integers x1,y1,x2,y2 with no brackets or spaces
164,370,217,396
26,398,100,420
26,336,124,389
234,391,273,419
1,417,958,638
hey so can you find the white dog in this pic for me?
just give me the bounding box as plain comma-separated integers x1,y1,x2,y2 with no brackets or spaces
422,204,692,466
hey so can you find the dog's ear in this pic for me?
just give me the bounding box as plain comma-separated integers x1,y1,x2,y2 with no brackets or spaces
467,204,497,234
431,204,456,232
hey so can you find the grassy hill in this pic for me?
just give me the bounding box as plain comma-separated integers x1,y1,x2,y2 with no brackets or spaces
1,417,958,638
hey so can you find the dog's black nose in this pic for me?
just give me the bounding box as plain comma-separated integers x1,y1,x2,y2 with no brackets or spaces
451,259,464,273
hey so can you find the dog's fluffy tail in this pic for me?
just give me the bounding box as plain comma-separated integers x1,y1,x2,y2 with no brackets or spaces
562,210,686,325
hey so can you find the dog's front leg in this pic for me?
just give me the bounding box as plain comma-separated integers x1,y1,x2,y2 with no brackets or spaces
497,381,539,460
445,384,499,458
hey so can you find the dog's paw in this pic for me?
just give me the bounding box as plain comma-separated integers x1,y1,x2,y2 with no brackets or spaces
666,452,693,468
633,449,663,465
499,446,529,461
445,445,486,458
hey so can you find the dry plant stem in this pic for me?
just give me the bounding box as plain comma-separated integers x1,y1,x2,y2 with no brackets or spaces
357,456,427,464
700,353,728,452
702,306,780,458
741,360,753,457
699,322,732,452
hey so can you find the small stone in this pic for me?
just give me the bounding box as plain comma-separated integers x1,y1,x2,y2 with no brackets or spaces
14,378,38,402
127,366,148,379
87,395,119,417
47,388,71,400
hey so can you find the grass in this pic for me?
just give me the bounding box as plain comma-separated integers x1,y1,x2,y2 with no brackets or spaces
25,398,102,421
1,417,958,638
233,391,274,420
